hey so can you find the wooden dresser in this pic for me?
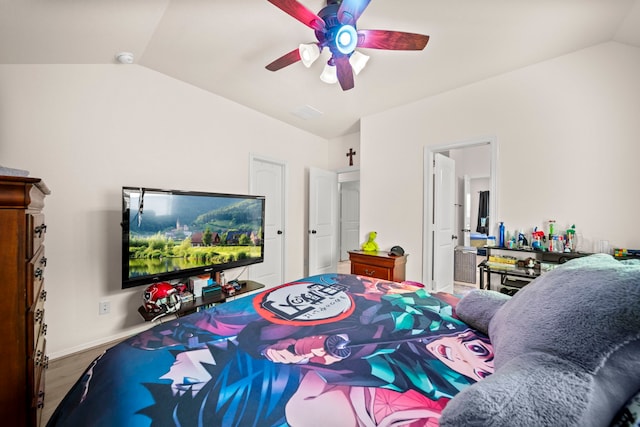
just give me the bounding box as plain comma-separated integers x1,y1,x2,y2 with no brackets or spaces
0,176,50,426
348,250,407,282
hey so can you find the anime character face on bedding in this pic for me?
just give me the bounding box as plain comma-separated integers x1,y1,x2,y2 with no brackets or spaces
88,274,494,426
425,330,494,381
159,348,215,396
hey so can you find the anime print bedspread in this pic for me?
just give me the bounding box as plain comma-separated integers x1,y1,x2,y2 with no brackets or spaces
48,274,494,427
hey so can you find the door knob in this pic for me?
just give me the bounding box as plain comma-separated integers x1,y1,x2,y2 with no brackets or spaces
277,230,283,235
452,235,458,240
309,230,317,234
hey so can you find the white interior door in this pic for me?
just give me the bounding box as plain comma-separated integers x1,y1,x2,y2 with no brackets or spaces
309,167,338,276
340,180,360,261
463,174,471,247
249,156,285,288
433,153,456,293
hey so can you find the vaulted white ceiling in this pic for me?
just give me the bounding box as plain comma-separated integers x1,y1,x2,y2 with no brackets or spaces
2,0,639,139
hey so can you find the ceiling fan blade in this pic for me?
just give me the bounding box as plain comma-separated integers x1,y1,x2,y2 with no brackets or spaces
337,0,371,25
267,0,326,31
266,48,301,71
357,29,429,50
334,56,354,91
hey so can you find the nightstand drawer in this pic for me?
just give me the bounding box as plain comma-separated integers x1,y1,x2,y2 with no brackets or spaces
351,262,393,280
348,250,407,282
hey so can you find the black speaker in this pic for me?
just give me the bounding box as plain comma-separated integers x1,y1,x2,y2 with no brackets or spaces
388,246,405,256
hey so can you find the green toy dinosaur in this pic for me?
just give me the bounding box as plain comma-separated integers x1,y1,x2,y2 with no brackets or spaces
361,231,379,252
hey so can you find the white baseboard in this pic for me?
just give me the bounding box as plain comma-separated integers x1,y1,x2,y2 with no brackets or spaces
48,323,154,361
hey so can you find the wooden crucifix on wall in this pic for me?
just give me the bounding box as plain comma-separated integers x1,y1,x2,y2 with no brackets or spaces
346,148,356,166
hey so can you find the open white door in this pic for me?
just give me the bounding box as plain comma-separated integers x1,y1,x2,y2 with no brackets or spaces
433,153,456,293
249,156,286,289
424,138,498,291
463,174,471,247
308,168,338,276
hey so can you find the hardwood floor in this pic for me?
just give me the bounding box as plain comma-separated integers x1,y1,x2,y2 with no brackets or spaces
337,260,351,274
42,339,124,425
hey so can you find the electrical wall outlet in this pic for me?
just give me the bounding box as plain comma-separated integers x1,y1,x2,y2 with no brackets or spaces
99,301,110,315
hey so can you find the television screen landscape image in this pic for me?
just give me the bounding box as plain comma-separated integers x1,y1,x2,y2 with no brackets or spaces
121,187,265,289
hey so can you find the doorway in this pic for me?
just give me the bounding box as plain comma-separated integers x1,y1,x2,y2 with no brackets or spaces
249,154,286,289
307,167,360,276
339,168,360,261
423,138,498,291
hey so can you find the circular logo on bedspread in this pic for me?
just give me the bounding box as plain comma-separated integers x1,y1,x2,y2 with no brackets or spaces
253,281,355,325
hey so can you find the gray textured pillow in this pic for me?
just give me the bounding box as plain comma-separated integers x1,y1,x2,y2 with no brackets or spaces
441,254,640,427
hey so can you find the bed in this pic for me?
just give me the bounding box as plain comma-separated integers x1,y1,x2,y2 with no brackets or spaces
47,273,493,426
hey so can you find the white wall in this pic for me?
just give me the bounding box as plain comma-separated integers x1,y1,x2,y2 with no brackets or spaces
360,42,640,281
449,145,491,181
0,64,328,357
328,132,360,170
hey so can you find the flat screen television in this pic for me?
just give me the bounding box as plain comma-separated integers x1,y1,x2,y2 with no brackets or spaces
121,186,265,289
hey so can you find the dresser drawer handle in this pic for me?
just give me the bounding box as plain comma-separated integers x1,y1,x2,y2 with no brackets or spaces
34,224,48,237
34,268,44,279
36,354,50,369
40,256,48,267
35,309,44,322
40,289,47,301
364,269,375,276
37,390,46,408
42,323,48,335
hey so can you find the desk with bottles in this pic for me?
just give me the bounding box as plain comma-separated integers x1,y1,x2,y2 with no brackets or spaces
478,247,591,294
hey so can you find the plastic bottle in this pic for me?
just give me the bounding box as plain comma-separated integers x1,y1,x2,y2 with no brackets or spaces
499,222,505,247
566,225,576,252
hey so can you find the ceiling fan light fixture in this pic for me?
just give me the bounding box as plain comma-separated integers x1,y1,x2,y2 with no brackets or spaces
265,0,430,91
299,43,320,67
335,25,358,55
349,51,369,75
320,62,338,84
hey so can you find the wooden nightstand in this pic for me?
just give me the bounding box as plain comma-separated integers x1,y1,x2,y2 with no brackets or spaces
348,250,407,282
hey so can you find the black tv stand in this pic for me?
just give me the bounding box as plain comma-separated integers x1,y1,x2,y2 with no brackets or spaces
138,279,265,321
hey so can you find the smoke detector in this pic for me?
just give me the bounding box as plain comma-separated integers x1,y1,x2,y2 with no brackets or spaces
116,52,134,64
